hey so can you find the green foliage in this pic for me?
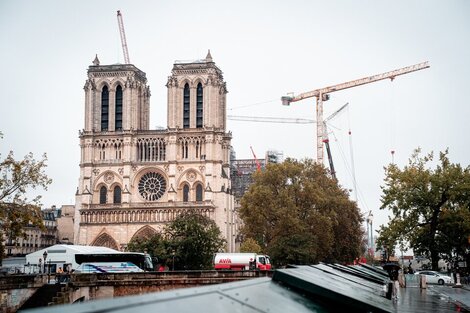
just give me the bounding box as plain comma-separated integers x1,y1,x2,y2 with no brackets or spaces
127,212,225,270
167,212,225,270
0,143,51,260
240,238,262,253
127,232,171,265
239,158,364,267
377,148,470,270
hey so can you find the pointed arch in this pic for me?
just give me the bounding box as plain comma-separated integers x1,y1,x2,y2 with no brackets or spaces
113,185,121,204
195,183,203,201
196,82,203,128
130,225,158,242
91,232,119,250
115,85,123,130
101,85,109,131
183,184,190,202
183,83,190,128
99,186,107,204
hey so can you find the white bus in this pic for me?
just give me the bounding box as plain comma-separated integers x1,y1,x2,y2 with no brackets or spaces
25,244,153,274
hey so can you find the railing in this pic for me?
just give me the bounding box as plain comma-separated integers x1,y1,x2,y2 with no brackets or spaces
83,200,215,210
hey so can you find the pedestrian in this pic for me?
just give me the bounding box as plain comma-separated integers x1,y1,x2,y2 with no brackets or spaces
390,268,399,301
57,267,64,283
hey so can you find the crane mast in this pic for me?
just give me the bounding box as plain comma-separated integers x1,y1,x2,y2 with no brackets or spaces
117,10,130,64
281,61,430,164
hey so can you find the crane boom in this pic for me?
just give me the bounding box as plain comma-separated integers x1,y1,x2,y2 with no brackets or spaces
282,61,429,105
250,146,261,172
117,10,130,64
281,61,430,164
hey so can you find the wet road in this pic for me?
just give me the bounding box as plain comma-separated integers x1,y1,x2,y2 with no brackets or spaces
394,285,470,313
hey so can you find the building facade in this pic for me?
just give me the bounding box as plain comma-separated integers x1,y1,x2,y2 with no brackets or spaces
3,207,58,257
74,52,237,251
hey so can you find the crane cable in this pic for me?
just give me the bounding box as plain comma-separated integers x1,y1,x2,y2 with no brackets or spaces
328,108,370,213
389,80,396,164
228,99,278,111
347,105,358,203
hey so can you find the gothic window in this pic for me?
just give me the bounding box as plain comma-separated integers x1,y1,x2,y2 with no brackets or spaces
101,86,109,131
113,186,121,204
99,186,107,204
115,142,122,159
137,138,166,161
196,183,203,201
99,143,106,160
183,83,190,128
115,85,123,130
196,83,203,128
138,172,167,201
183,184,189,202
181,141,188,159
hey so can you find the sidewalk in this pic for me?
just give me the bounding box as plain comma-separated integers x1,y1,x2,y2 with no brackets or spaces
394,285,470,312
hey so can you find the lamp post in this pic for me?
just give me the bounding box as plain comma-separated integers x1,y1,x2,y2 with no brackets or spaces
48,260,51,284
42,251,47,275
172,250,175,271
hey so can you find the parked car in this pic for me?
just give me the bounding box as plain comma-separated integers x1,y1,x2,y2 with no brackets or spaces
415,270,452,285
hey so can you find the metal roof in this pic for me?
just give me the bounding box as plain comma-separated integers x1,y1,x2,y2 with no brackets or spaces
24,264,396,313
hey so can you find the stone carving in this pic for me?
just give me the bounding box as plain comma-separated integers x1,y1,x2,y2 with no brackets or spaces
118,168,124,175
138,172,167,201
93,169,100,176
104,172,114,184
177,165,184,172
186,170,197,182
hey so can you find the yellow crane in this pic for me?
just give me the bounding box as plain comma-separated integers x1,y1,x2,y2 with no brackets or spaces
281,61,430,164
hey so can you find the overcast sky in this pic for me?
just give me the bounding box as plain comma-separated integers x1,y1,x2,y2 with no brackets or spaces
1,0,469,240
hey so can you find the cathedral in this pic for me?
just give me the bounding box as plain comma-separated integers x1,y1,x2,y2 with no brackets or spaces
73,51,238,252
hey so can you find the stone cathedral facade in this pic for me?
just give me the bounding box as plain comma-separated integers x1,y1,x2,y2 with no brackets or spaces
74,52,238,252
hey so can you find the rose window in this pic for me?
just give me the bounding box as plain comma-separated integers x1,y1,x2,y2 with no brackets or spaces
138,172,167,201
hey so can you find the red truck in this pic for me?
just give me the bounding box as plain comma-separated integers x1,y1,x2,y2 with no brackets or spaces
214,253,271,271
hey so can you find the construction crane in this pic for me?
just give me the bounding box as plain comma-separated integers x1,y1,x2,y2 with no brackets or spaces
322,102,349,180
281,61,430,164
117,10,130,64
250,146,262,172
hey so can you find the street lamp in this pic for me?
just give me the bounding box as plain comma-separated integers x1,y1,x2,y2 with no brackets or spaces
42,251,47,274
172,250,175,271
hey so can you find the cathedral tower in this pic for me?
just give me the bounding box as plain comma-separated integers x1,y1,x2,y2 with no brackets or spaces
74,53,237,252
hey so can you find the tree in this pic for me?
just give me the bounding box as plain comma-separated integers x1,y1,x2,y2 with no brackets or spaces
127,212,225,270
0,142,51,259
127,232,172,267
240,238,262,253
166,212,225,270
377,148,470,270
239,158,364,267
